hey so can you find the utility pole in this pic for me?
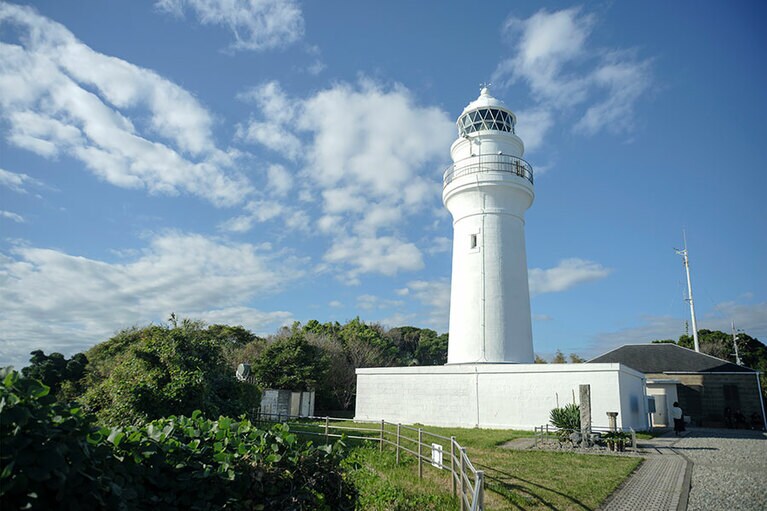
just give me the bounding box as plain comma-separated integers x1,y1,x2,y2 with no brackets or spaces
675,232,700,352
732,321,743,366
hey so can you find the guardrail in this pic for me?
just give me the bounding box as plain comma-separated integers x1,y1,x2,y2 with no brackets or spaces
255,413,485,511
443,154,534,186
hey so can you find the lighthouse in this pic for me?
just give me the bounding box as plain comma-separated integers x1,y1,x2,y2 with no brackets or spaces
354,88,649,433
443,87,535,364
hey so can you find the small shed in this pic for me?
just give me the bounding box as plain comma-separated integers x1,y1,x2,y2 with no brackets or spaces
589,344,765,428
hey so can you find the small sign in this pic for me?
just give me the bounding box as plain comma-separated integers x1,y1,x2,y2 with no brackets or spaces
431,443,443,469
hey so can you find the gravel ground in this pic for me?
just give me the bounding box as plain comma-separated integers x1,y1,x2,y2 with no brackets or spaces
674,428,767,511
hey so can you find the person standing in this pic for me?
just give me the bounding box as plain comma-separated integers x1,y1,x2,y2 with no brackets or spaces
671,401,685,436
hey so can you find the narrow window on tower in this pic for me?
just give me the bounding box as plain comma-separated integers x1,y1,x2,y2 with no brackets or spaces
470,234,478,249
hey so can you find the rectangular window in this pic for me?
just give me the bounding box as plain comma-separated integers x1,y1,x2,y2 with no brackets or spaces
470,234,477,249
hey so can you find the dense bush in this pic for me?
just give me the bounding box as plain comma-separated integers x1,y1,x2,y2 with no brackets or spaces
549,403,581,432
82,324,259,426
0,369,356,510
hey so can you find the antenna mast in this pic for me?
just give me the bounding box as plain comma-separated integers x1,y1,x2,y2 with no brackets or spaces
731,321,743,366
675,231,700,352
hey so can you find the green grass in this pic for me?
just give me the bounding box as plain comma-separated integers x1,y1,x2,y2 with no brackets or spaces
292,421,642,510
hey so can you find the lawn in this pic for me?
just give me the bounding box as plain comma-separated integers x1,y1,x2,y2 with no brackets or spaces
291,420,642,510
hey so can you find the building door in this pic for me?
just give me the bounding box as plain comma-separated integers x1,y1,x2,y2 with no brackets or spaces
653,394,668,427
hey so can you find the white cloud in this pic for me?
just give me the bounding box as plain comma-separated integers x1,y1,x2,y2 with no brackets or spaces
325,236,424,278
356,294,404,311
427,236,451,255
0,168,43,194
1,210,24,223
328,300,343,308
401,279,451,331
0,232,304,368
155,0,304,52
493,7,652,146
584,302,767,359
0,4,251,206
529,258,611,295
240,79,454,280
266,164,293,196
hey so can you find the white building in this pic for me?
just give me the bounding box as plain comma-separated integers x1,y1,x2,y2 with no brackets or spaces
355,89,649,431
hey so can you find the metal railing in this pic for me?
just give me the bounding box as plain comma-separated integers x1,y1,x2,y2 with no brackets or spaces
255,413,485,511
443,154,534,187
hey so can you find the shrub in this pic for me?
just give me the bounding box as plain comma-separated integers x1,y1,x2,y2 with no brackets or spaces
549,403,581,432
1,369,356,510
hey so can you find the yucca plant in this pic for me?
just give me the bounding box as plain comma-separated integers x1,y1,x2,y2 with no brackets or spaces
549,403,581,438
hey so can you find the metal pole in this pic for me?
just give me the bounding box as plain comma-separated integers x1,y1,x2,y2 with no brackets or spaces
451,436,456,496
380,419,384,452
324,416,329,443
677,232,700,352
732,321,743,366
418,428,423,478
756,373,767,431
460,447,466,511
396,423,401,464
476,470,485,511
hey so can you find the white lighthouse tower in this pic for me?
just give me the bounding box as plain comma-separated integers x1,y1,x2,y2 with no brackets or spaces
354,88,650,433
443,87,535,364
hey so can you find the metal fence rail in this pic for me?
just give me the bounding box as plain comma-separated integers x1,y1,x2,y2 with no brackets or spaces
255,413,485,511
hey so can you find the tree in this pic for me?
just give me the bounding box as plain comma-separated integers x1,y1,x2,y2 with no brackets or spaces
534,354,548,364
82,322,254,426
569,353,586,364
253,329,328,391
415,332,448,365
21,350,88,398
552,350,567,364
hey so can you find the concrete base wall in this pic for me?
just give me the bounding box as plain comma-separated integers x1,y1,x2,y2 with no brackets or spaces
355,363,649,431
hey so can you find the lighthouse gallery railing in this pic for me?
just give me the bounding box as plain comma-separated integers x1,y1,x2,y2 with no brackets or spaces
444,154,534,186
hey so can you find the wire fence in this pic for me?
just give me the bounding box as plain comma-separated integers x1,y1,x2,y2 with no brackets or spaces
255,413,485,511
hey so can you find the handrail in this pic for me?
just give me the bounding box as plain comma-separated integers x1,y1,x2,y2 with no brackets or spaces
256,413,485,510
444,154,534,186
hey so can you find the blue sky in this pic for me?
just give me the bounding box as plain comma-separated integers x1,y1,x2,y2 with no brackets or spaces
1,0,765,369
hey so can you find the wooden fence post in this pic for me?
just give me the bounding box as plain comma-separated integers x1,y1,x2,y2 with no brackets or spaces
379,419,384,452
396,423,401,464
324,416,329,443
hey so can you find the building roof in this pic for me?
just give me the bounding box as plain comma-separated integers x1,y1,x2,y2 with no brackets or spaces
588,343,756,374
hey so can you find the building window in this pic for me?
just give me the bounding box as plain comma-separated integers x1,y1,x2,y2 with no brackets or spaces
470,234,477,249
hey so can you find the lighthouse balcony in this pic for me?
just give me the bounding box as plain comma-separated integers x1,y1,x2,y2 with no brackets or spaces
443,154,534,187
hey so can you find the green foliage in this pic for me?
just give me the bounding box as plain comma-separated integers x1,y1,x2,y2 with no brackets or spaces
21,350,87,398
82,323,251,426
254,328,328,391
0,369,356,510
552,350,567,364
549,403,581,432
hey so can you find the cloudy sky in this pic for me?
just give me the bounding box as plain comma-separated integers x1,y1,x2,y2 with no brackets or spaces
1,1,765,368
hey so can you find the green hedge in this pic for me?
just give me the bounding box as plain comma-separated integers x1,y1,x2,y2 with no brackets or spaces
0,369,356,510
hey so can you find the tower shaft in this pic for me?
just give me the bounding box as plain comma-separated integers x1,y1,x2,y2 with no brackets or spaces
443,89,534,364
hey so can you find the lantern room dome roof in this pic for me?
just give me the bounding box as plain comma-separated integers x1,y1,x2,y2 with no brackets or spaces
461,87,507,115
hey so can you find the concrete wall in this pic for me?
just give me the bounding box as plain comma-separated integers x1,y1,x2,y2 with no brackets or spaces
355,363,649,431
650,372,763,427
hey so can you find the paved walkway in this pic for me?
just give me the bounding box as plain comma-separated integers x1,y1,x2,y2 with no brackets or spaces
601,431,690,511
504,428,767,510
